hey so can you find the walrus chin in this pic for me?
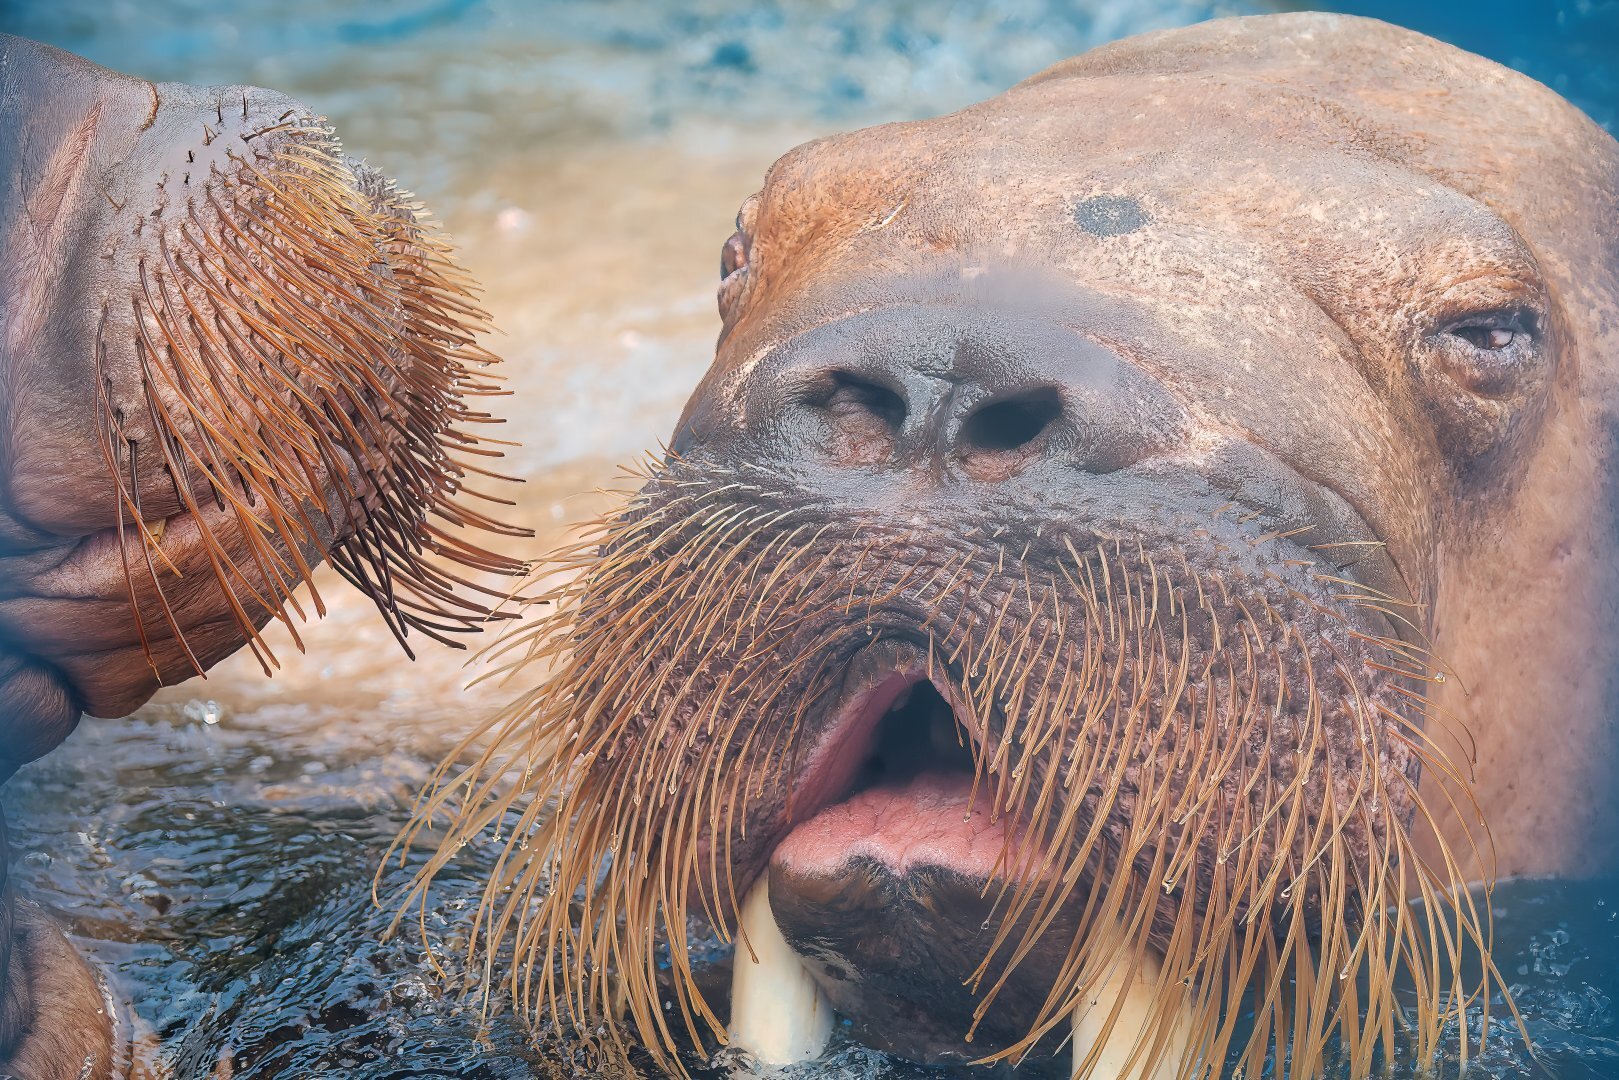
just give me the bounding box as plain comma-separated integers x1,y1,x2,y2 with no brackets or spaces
1,36,538,1078
398,450,1504,1078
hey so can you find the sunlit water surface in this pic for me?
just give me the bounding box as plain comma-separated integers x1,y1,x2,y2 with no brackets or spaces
1,1,1616,1076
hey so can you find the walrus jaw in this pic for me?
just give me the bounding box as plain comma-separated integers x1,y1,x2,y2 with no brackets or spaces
399,446,1498,1077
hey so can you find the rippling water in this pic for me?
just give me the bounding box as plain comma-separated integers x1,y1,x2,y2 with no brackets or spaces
1,1,1616,1076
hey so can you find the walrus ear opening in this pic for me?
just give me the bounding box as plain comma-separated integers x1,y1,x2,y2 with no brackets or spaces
717,230,752,324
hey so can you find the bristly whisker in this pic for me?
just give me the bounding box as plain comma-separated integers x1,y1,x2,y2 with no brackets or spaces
390,466,1510,1078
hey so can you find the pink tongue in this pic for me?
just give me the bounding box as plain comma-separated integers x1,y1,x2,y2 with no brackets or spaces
770,772,1020,879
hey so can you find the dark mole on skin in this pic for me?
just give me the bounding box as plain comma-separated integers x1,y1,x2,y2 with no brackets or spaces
1073,194,1150,237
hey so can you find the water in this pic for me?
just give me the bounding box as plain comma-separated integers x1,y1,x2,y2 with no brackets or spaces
1,1,1615,1076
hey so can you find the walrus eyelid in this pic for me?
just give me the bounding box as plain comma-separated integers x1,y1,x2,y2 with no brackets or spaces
1442,307,1540,351
1422,304,1547,416
718,232,752,322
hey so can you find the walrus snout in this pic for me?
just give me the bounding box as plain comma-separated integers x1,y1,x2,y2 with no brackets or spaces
675,286,1415,625
407,12,1619,1078
0,35,525,781
680,301,1189,485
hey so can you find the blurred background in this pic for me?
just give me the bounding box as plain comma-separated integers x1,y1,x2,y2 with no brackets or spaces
0,2,1615,1077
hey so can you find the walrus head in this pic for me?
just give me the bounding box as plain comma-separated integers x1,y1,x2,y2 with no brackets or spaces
0,36,528,781
403,13,1619,1077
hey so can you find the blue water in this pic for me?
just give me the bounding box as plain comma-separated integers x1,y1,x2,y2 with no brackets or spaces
1324,0,1617,132
0,1,1616,1077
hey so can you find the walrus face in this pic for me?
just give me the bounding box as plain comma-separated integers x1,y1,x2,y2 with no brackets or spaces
0,37,524,779
408,14,1609,1078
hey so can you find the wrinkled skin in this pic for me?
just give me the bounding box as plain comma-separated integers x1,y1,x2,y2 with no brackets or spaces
7,12,1619,1078
694,11,1619,883
0,36,517,1078
693,11,1619,1059
415,12,1619,1075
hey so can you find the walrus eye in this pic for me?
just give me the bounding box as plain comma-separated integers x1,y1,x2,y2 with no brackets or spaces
1450,323,1517,351
1415,304,1549,461
718,231,751,320
1436,310,1540,399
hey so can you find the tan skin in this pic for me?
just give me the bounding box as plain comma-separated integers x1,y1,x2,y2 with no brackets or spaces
568,9,1614,1066
701,12,1619,888
3,11,1617,1078
385,13,1619,1075
0,35,520,1079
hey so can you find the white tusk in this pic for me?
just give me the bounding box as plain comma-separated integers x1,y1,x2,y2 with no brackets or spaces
727,876,835,1066
1072,922,1195,1080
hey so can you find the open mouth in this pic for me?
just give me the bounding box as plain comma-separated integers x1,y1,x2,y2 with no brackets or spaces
745,641,1068,1066
727,633,1166,1071
404,465,1493,1080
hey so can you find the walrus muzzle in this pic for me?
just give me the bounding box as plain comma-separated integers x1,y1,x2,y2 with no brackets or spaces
398,9,1619,1077
400,305,1495,1076
0,35,528,782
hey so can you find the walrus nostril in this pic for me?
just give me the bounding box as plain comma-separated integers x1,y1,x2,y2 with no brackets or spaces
960,388,1061,454
800,371,908,468
813,371,906,431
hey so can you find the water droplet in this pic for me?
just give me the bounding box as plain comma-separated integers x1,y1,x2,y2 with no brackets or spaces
183,698,223,726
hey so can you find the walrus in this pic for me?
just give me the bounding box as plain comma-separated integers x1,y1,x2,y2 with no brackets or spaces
0,34,525,1078
399,11,1619,1079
